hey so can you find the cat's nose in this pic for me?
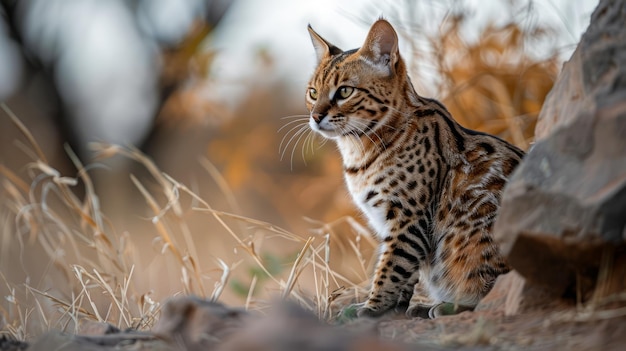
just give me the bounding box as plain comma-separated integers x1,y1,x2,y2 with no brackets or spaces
311,112,326,124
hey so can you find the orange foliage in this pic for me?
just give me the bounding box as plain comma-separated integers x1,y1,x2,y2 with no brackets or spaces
432,17,559,149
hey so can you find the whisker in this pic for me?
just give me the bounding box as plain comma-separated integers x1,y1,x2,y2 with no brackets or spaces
290,125,311,170
277,118,309,133
280,114,310,120
350,119,386,153
342,125,365,155
305,130,316,156
351,116,398,131
301,130,314,165
280,124,309,159
351,130,366,155
279,122,308,154
318,137,329,149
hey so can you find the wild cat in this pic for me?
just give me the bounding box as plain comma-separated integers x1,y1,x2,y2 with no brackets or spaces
302,19,524,318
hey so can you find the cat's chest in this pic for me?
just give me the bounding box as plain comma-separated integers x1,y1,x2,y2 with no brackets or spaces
344,168,397,239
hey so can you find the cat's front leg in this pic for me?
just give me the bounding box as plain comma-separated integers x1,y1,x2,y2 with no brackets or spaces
357,237,421,318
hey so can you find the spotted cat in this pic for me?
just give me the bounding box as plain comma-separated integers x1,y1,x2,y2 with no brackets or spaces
304,19,524,318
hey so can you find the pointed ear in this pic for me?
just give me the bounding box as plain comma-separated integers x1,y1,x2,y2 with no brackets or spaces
358,20,399,70
308,24,342,63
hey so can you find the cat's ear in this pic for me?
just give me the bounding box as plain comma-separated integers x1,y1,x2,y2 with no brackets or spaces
308,24,342,63
358,20,399,72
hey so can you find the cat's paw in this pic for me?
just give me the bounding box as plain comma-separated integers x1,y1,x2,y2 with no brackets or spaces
428,302,473,318
405,304,432,319
356,304,388,318
337,303,360,321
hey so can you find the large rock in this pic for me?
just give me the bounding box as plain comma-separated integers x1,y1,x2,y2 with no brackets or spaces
495,0,626,297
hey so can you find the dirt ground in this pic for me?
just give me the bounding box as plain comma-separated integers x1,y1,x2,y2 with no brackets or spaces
3,293,625,351
378,307,626,350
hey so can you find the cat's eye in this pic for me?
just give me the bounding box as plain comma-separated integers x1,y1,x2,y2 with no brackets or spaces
308,88,318,101
337,86,354,100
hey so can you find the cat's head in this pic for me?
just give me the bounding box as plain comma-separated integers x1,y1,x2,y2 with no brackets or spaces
306,19,408,140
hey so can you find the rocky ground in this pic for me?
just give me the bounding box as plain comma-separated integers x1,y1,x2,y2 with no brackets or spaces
2,287,625,351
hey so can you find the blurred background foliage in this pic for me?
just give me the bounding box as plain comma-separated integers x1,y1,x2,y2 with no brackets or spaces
0,0,595,339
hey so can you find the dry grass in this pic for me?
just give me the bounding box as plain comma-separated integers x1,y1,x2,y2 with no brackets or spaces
0,103,375,340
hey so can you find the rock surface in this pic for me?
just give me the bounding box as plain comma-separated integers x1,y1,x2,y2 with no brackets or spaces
475,271,562,316
153,295,249,351
494,0,626,296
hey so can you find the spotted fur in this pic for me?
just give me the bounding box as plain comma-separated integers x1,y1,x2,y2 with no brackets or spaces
304,20,524,318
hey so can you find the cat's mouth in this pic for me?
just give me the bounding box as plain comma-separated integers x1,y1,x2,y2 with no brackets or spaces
310,116,379,139
309,116,341,138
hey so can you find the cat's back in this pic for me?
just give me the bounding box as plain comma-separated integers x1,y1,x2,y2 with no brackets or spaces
433,122,524,239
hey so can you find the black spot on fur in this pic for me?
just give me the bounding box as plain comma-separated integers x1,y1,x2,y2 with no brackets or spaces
424,138,431,153
419,193,427,204
478,235,492,244
393,265,412,279
479,142,495,154
365,190,378,201
414,109,437,118
418,219,428,231
393,248,418,262
390,200,403,209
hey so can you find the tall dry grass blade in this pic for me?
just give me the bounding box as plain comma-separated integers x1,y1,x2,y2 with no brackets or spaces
93,145,207,294
198,157,242,214
1,103,48,163
210,258,239,302
161,174,294,290
70,266,104,322
245,275,258,310
26,285,98,321
0,273,28,340
63,145,105,231
130,175,184,264
281,237,314,299
0,165,30,194
193,208,302,242
25,288,49,333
